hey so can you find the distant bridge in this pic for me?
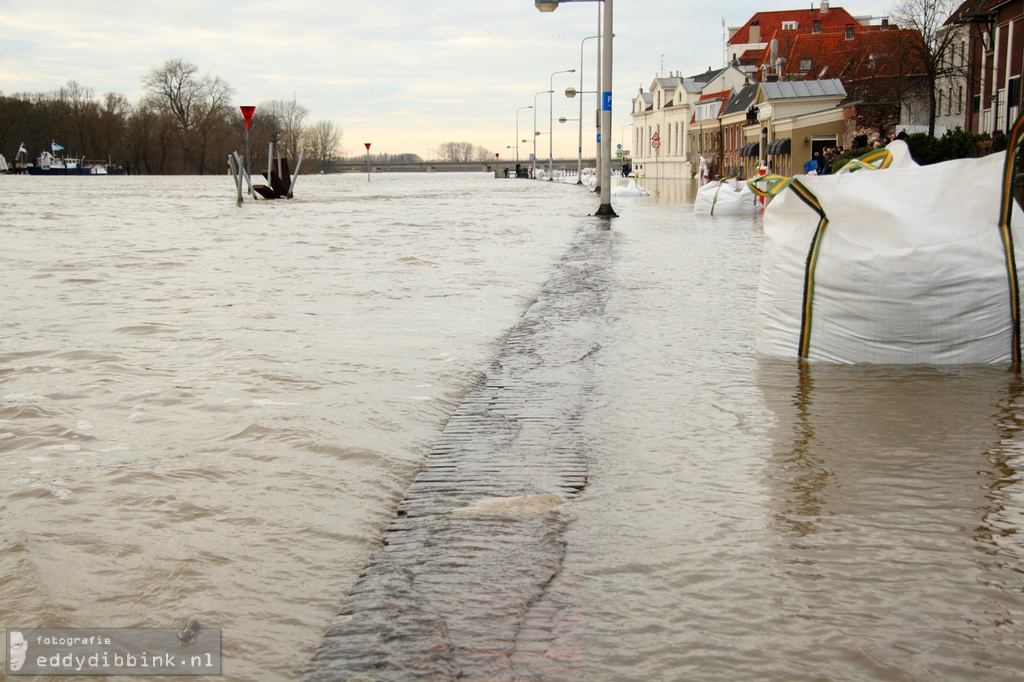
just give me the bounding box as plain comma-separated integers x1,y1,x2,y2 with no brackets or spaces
326,158,596,174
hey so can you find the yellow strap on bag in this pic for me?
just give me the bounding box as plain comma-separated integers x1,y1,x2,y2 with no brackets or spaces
834,147,895,173
999,111,1024,369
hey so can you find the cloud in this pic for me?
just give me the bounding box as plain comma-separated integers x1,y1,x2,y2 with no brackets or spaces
0,1,893,159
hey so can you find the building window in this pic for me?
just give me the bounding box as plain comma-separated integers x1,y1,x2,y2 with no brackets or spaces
800,59,812,73
845,25,854,40
973,94,981,113
947,87,953,115
782,21,798,30
813,20,821,34
958,85,964,113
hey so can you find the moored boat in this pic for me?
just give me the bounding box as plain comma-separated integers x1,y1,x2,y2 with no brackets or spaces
17,142,127,175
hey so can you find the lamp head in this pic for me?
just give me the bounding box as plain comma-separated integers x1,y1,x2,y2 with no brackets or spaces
535,0,559,11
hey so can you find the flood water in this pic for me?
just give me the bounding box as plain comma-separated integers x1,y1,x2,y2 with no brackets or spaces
3,173,1024,680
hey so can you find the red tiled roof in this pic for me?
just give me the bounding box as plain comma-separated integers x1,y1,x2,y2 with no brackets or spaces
729,7,861,45
690,91,732,124
781,28,924,81
697,89,732,102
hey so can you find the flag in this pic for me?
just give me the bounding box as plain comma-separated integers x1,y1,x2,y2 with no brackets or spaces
52,142,64,152
17,143,26,155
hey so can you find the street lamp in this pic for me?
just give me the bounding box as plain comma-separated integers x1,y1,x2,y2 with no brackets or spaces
533,89,551,178
516,105,532,165
573,35,599,183
549,68,575,180
535,0,615,217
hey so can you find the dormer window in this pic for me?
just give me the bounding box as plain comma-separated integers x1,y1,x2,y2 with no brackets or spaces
800,59,812,73
782,21,798,30
813,20,821,34
845,24,854,40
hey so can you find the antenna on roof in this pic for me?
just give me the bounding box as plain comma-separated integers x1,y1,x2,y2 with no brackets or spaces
722,17,727,68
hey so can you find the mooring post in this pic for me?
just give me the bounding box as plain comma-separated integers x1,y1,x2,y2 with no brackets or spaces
364,142,371,182
228,154,243,204
289,149,305,199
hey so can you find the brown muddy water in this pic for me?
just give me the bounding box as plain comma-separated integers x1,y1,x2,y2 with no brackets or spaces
3,173,1024,680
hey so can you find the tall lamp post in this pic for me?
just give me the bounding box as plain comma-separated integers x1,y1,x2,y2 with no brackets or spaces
516,105,532,165
574,35,599,183
549,68,575,180
535,0,615,217
533,89,551,178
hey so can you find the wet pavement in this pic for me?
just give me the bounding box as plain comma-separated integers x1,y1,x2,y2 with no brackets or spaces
303,220,612,681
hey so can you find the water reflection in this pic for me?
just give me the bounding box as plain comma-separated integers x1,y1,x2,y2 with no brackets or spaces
757,359,1024,676
758,360,1023,537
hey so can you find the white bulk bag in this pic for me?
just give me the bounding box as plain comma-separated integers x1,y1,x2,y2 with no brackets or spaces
693,178,759,215
751,133,1024,365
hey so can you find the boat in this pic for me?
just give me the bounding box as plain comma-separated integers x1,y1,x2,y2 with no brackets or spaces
28,150,91,175
21,143,126,175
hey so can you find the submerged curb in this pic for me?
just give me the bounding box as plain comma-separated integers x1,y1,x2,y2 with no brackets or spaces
303,221,613,680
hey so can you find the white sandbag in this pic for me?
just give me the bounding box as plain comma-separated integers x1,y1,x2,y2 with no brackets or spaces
693,178,759,215
612,179,650,197
753,138,1024,364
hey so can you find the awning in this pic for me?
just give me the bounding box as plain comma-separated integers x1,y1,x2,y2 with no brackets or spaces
767,138,792,155
740,142,760,158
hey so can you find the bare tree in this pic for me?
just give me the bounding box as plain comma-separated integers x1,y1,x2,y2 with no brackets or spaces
303,119,341,171
57,80,98,155
889,0,967,136
142,58,235,173
96,92,131,163
260,99,309,163
437,141,475,162
248,99,310,170
474,145,495,162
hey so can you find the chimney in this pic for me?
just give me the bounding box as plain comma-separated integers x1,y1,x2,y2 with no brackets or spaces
749,21,761,44
821,0,829,12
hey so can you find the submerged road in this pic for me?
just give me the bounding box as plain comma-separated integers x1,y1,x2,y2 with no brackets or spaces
303,219,612,680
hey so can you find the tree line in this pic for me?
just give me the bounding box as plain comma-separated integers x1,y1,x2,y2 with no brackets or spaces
435,141,496,163
0,58,342,174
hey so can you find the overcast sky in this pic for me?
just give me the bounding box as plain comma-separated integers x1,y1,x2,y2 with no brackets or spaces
1,1,894,161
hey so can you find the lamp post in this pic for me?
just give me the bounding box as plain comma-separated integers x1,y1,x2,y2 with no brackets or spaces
533,89,551,178
549,68,575,180
621,122,632,173
575,35,599,183
516,105,532,165
535,0,615,217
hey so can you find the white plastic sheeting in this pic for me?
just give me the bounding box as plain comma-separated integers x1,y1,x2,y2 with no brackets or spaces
755,140,1024,364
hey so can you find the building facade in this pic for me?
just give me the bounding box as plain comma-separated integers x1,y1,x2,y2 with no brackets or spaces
956,0,1023,135
630,65,749,179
